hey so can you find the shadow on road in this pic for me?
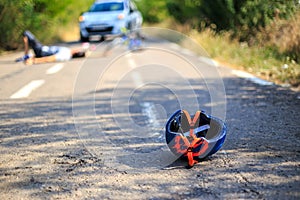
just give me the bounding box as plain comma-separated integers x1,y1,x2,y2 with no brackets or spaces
0,76,299,199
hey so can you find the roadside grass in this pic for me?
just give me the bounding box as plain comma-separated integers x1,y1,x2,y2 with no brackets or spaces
153,17,299,90
190,29,300,89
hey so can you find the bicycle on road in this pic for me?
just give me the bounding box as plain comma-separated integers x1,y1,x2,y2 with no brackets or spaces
103,28,143,56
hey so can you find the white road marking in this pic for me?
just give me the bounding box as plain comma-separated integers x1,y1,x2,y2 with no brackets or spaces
181,48,196,56
140,102,164,139
198,56,219,67
126,54,143,87
169,43,181,51
125,55,161,136
127,57,137,69
141,102,161,138
170,42,218,67
10,80,45,99
46,63,64,75
232,70,273,86
131,72,143,87
141,102,160,127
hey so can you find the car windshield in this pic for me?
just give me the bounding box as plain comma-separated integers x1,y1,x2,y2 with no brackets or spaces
89,2,124,12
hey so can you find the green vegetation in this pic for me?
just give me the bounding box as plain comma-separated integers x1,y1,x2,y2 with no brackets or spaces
166,0,298,40
134,0,168,23
140,0,300,88
0,0,299,87
0,0,93,50
189,27,300,87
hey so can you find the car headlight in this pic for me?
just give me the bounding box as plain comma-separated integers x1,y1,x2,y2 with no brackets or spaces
118,13,125,20
79,15,85,22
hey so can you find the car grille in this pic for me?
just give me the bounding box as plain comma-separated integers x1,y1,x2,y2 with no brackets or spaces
86,26,113,33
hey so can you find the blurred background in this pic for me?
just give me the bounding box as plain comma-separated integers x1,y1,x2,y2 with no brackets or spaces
0,0,299,88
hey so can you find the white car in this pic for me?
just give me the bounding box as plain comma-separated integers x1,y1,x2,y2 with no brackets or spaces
79,0,143,41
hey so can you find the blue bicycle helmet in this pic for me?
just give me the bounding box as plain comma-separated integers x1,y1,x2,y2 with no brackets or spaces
165,110,226,168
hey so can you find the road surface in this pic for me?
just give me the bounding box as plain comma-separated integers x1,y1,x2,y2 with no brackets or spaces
0,35,299,199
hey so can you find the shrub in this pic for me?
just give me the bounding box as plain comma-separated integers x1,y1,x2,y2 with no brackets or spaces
166,0,299,43
0,0,93,51
134,0,168,23
264,11,300,63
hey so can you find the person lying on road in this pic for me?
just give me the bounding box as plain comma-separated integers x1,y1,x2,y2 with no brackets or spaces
17,30,87,64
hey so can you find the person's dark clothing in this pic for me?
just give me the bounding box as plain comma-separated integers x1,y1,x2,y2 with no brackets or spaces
23,30,59,58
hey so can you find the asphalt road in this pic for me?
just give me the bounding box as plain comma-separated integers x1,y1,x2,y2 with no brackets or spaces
0,36,299,200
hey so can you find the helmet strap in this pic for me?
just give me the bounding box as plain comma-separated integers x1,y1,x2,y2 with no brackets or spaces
180,110,208,168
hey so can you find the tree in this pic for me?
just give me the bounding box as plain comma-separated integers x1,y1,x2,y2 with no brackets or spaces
166,0,299,41
134,0,168,23
0,0,93,51
166,0,202,24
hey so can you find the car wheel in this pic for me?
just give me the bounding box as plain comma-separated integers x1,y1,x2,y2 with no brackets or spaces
80,33,89,42
126,23,132,31
100,36,105,42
